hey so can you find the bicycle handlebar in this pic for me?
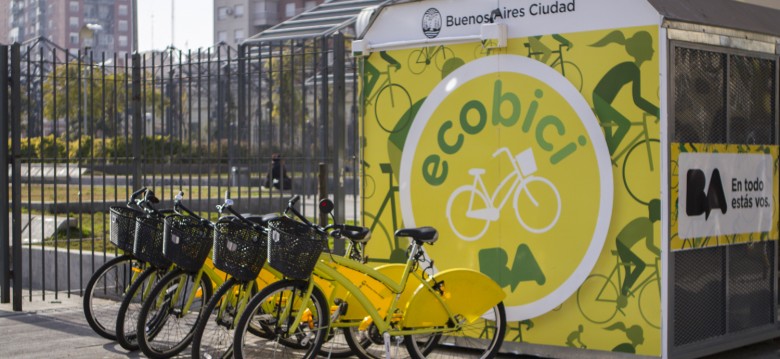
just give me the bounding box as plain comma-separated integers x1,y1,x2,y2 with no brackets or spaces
492,147,512,159
216,191,265,232
282,196,370,241
173,191,213,227
127,187,147,207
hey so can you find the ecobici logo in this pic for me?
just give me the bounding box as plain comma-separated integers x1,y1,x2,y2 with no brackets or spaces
422,8,442,39
399,55,613,321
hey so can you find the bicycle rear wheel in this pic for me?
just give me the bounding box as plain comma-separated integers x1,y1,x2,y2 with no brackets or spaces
192,277,258,359
405,302,506,359
344,325,434,359
115,265,164,351
136,268,213,359
234,279,328,359
83,254,137,340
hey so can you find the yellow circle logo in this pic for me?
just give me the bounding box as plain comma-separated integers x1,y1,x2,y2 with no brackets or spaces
399,55,613,321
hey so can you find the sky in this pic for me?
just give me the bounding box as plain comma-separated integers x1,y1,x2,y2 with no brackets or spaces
137,0,214,52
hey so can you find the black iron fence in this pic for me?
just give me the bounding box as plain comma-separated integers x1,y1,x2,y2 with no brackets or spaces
1,34,359,310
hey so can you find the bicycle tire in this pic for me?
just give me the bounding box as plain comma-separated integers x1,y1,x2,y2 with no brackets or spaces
446,186,491,241
576,274,619,325
233,279,328,359
407,49,427,75
405,302,506,359
344,325,435,359
434,46,456,73
115,265,164,351
374,83,412,134
513,176,561,234
83,254,137,341
638,277,661,329
192,277,258,359
136,268,213,359
622,138,660,205
558,60,583,92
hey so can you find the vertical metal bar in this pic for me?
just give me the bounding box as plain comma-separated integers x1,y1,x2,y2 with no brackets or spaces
0,44,9,304
132,54,142,191
11,43,23,311
319,38,329,169
332,34,346,255
238,45,246,202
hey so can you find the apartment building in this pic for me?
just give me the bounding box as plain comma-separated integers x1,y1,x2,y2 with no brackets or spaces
5,0,134,57
214,0,324,46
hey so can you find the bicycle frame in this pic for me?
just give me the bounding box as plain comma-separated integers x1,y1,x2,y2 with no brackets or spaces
466,148,538,219
607,113,655,168
287,241,504,337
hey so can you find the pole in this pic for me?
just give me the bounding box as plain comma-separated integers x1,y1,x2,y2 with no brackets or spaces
132,0,139,52
332,33,346,255
0,45,10,304
132,54,142,190
10,43,22,311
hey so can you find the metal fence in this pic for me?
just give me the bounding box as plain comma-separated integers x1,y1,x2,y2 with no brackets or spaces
670,41,779,357
1,34,359,310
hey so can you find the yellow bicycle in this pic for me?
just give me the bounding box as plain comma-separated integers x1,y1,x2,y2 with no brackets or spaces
233,196,507,359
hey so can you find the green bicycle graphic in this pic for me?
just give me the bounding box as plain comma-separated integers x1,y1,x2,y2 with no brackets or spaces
364,52,413,134
576,252,660,329
525,42,583,92
407,45,455,74
362,163,407,263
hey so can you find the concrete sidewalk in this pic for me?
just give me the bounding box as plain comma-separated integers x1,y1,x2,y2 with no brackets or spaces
1,293,778,358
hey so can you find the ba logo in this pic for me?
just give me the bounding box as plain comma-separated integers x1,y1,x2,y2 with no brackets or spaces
422,8,442,39
686,169,727,219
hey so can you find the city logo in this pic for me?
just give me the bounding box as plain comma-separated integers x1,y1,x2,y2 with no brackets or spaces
686,168,727,220
422,8,442,39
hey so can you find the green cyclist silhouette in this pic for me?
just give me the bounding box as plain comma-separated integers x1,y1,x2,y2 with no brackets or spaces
590,31,660,155
565,324,586,348
617,199,661,307
605,322,644,353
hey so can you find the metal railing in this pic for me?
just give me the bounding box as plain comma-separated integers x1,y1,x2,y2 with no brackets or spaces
1,33,358,310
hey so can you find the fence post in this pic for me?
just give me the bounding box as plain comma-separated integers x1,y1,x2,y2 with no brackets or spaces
9,43,22,311
131,53,142,190
332,33,346,255
0,44,9,304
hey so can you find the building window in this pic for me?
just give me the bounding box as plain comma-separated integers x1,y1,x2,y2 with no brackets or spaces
217,6,228,20
118,4,128,16
69,16,79,28
234,29,245,43
234,4,244,17
69,1,79,12
305,1,316,10
69,32,79,45
118,20,128,32
217,31,227,43
118,35,128,47
285,3,296,17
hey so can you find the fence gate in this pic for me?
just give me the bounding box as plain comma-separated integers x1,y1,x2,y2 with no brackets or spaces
1,33,358,309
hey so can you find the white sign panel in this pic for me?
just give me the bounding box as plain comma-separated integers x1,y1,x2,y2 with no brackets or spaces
362,0,660,48
678,153,774,239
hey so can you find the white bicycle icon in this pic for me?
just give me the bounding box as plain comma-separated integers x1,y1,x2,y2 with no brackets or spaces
446,147,562,241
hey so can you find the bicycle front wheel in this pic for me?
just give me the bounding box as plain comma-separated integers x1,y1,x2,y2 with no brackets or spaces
447,186,491,241
622,138,660,205
344,325,434,359
513,176,561,234
115,265,164,351
83,254,137,340
234,279,328,359
405,302,506,359
137,268,213,359
192,277,259,359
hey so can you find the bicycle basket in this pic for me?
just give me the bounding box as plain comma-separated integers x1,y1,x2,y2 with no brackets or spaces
133,215,171,269
163,214,214,273
109,206,144,253
213,217,267,282
266,217,325,280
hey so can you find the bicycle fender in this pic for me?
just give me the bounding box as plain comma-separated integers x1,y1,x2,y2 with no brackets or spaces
401,269,505,328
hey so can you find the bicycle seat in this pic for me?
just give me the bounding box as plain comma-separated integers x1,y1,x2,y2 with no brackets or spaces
468,168,485,176
395,227,438,245
245,213,282,227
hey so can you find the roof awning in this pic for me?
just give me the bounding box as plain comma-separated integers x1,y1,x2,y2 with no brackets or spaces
244,0,391,43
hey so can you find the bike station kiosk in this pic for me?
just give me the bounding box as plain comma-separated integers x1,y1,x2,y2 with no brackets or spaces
353,0,780,357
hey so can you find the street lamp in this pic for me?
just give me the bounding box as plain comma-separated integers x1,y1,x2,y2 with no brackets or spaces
79,23,103,135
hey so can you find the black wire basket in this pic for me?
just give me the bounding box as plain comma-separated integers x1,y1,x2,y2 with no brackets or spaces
213,217,268,282
163,214,214,273
109,206,145,253
133,215,171,269
266,217,325,280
